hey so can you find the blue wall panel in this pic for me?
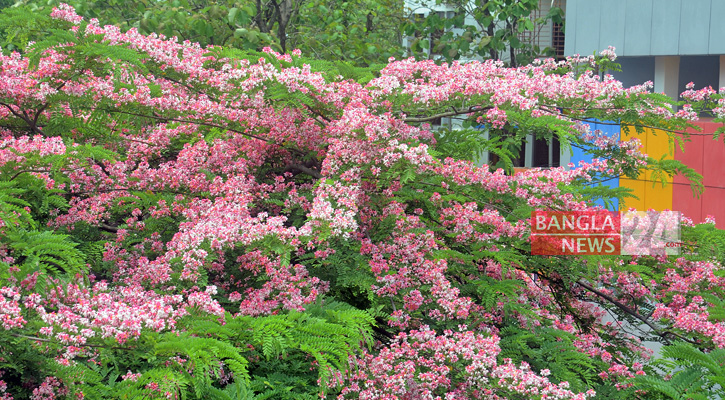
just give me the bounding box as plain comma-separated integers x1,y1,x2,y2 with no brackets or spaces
569,121,621,210
567,0,725,57
709,1,725,54
564,0,578,57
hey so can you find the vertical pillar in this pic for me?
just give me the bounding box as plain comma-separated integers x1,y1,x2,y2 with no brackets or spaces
525,134,534,167
559,146,571,170
478,128,490,167
718,55,725,91
548,138,554,167
654,56,680,103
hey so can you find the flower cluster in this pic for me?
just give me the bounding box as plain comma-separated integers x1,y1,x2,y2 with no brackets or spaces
340,326,595,400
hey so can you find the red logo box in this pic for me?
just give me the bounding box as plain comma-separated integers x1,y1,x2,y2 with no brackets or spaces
531,211,621,255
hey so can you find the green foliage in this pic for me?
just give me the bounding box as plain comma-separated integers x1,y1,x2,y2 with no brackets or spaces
404,0,563,66
3,230,85,275
2,5,725,400
0,4,52,51
648,156,704,197
15,0,404,65
682,219,725,264
1,302,374,399
0,181,34,229
291,0,404,65
499,326,606,393
226,301,375,388
298,239,377,310
117,301,373,399
0,180,85,277
629,342,725,400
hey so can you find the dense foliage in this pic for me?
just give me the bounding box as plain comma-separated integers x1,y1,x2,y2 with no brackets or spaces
1,5,725,400
7,0,563,67
404,0,565,65
6,0,404,66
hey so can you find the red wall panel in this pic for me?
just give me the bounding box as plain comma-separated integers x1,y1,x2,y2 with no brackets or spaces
673,120,725,228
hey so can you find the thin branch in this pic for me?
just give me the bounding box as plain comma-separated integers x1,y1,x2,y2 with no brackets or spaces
97,108,307,157
576,280,700,346
99,223,119,233
9,164,91,181
10,333,133,350
0,102,43,136
32,103,50,127
9,169,53,181
404,106,493,123
304,104,331,124
577,280,659,330
66,187,188,196
21,110,43,135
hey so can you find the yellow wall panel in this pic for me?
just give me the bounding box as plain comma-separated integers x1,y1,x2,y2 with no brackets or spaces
644,181,673,211
643,128,674,183
620,178,646,211
620,126,674,211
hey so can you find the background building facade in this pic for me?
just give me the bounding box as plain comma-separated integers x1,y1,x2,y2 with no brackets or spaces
565,0,725,227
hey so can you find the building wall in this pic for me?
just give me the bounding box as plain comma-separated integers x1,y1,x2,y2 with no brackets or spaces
565,0,725,228
671,121,725,228
619,122,725,229
565,0,725,57
563,121,725,229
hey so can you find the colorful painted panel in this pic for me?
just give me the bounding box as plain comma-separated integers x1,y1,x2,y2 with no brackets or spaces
569,121,621,210
620,126,674,212
672,120,725,228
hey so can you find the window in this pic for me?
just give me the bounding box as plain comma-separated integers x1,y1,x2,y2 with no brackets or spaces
482,132,561,172
552,22,565,60
407,9,459,57
533,136,561,168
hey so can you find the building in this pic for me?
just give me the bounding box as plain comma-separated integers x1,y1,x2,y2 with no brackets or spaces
402,0,724,227
565,0,725,227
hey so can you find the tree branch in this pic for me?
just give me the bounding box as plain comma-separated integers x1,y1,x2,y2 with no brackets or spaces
11,333,133,350
404,106,492,123
0,102,44,135
99,223,119,233
289,163,322,178
97,108,308,157
576,280,701,346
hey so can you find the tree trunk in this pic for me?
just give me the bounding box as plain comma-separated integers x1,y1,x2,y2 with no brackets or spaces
482,1,498,60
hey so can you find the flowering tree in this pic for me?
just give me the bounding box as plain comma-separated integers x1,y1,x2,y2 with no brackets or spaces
1,5,725,400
